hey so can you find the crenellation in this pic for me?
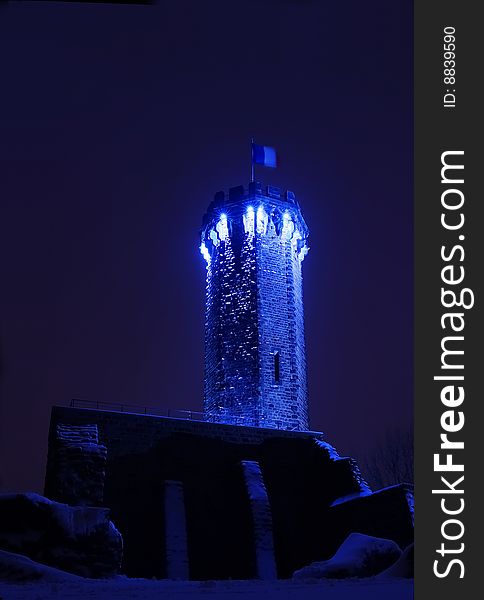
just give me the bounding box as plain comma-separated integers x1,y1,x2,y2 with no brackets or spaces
200,183,309,430
38,172,414,582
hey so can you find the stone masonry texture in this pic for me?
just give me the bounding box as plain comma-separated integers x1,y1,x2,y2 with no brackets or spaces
44,407,413,580
200,183,309,430
44,423,107,507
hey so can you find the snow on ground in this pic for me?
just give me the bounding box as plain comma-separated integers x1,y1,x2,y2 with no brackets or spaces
293,533,402,580
0,577,413,600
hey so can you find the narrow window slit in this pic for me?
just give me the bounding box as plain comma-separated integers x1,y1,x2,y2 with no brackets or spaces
274,352,280,383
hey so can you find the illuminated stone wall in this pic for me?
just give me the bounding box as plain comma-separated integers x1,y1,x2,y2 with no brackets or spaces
47,407,404,580
200,183,309,431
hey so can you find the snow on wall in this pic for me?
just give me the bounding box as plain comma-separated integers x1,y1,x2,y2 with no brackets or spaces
240,460,277,580
314,439,372,503
314,439,341,461
163,481,189,580
45,408,411,580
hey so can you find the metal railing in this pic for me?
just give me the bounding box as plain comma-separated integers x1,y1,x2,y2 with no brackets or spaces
69,398,301,430
69,399,205,420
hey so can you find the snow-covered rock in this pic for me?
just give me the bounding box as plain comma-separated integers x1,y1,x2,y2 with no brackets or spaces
377,543,413,579
293,533,402,579
0,493,122,578
0,549,83,582
329,484,414,552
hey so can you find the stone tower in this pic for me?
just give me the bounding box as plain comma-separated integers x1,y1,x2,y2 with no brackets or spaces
200,182,309,431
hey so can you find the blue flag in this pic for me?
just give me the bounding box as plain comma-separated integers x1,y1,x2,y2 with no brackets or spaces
252,143,277,168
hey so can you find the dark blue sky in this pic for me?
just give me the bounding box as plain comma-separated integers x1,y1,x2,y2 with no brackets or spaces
0,0,412,493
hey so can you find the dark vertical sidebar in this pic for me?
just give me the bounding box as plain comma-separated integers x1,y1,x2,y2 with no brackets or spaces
415,1,483,598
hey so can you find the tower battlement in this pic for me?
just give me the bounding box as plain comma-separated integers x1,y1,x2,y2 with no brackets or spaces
201,183,309,262
200,182,310,431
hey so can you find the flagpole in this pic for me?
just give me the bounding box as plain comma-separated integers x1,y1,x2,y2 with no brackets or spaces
250,137,254,183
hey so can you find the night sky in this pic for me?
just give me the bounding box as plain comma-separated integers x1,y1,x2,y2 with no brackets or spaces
0,0,412,493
